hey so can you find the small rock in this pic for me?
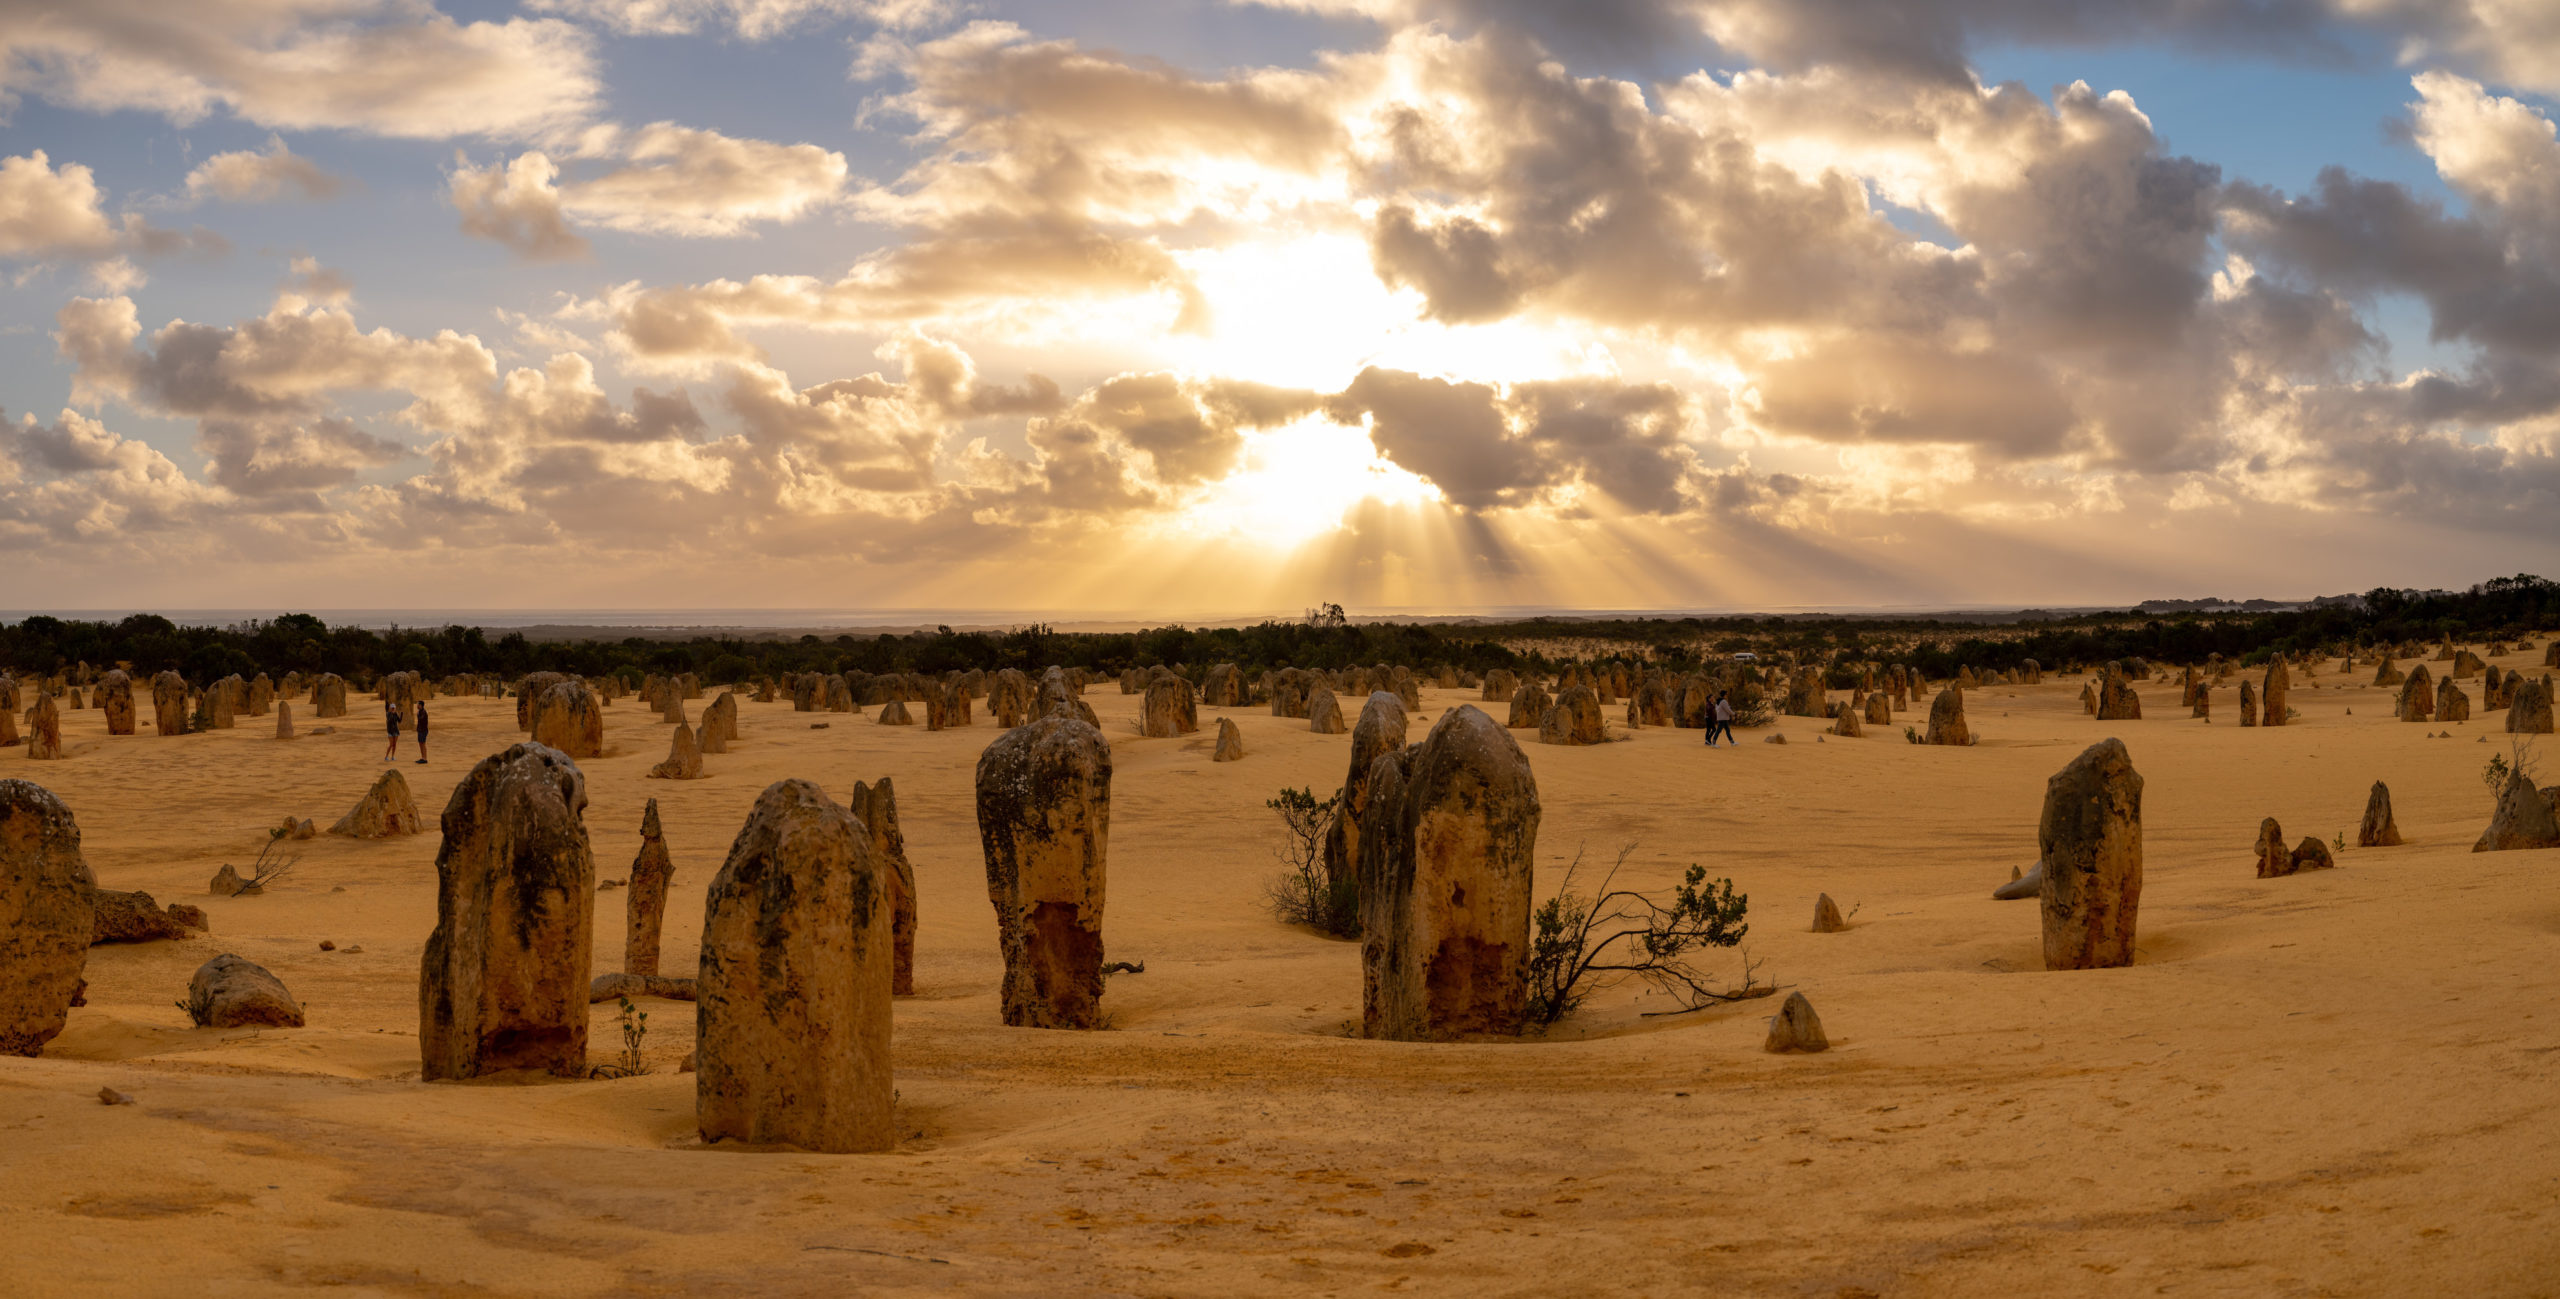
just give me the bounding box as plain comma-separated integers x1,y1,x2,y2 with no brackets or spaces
1763,991,1828,1053
342,945,364,954
598,879,622,890
185,954,304,1028
1992,861,2043,900
1811,893,1846,933
679,1050,696,1073
98,1087,134,1106
1764,733,1787,745
810,722,831,730
319,940,335,951
209,863,251,896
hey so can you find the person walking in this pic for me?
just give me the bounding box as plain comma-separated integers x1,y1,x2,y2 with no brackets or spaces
413,699,431,765
1711,692,1736,746
383,697,402,761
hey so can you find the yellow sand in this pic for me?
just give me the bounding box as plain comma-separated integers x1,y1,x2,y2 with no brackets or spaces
5,657,2557,1296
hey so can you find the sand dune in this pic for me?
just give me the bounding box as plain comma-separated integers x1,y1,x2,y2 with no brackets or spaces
5,656,2557,1296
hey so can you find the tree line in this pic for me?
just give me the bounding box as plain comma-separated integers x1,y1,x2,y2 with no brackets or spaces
1,575,2549,687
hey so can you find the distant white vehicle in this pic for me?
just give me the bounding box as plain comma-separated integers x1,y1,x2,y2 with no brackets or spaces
1730,652,1758,662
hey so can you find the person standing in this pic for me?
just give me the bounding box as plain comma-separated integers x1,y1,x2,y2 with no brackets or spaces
414,700,431,765
383,697,402,761
1711,692,1736,746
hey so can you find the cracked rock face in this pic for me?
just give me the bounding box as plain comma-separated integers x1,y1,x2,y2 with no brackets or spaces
976,716,1112,1030
419,744,594,1081
1359,705,1540,1042
2039,738,2144,971
0,780,95,1056
696,779,894,1154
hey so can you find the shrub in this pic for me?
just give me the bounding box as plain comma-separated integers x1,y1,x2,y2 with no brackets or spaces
1263,786,1356,937
1524,845,1759,1026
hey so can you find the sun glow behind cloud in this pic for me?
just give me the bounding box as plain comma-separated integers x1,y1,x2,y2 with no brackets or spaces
1163,415,1441,549
1168,232,1606,391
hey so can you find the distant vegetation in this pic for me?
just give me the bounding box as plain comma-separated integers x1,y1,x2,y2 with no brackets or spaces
2,575,2553,686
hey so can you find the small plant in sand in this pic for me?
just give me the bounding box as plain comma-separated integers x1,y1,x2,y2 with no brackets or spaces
1903,725,1921,745
1264,786,1355,937
1524,844,1765,1027
590,996,649,1079
220,830,300,896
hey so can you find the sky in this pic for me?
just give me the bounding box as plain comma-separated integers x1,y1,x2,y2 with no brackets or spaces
3,0,2559,616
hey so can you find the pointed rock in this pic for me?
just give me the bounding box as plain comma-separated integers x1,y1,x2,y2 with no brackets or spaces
330,770,424,838
2473,772,2560,853
698,692,739,754
1762,991,1828,1053
647,722,703,780
2358,781,2403,847
625,799,673,978
847,777,918,998
1212,716,1245,762
1811,893,1846,933
2254,817,2291,879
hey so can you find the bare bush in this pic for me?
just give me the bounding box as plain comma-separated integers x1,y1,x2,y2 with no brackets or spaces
1525,844,1766,1026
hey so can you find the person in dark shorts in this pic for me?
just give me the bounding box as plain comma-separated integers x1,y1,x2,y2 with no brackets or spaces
414,700,431,764
383,697,402,761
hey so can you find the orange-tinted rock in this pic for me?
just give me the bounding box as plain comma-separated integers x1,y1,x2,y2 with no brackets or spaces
530,679,604,760
2254,817,2290,878
847,777,917,998
625,799,673,978
0,780,95,1055
96,671,135,735
1762,991,1828,1053
1539,685,1606,745
1925,687,1970,746
419,744,594,1080
648,722,704,780
185,953,302,1028
2039,738,2143,971
330,770,424,838
1358,705,1540,1041
975,715,1111,1029
695,779,893,1153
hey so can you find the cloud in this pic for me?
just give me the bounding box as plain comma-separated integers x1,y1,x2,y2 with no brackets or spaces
451,125,848,256
529,0,955,39
450,153,591,261
184,136,343,203
0,0,601,140
1253,0,2560,94
0,150,120,257
0,150,227,276
0,408,221,549
552,124,848,237
1325,367,1703,513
